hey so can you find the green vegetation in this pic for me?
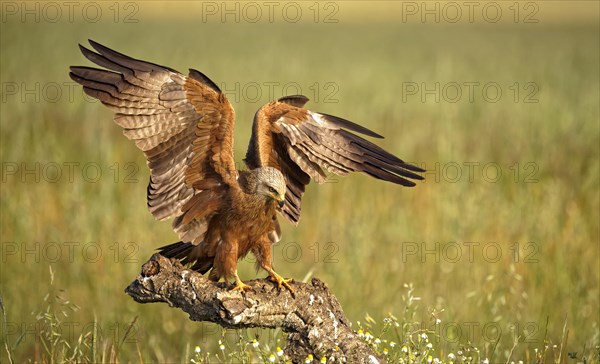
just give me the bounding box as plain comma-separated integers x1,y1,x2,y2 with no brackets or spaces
1,3,598,363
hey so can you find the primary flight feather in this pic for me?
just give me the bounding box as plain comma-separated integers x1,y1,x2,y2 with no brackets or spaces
70,40,424,294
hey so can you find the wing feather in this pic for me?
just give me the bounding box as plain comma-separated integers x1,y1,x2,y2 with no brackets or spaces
245,95,423,224
70,40,237,244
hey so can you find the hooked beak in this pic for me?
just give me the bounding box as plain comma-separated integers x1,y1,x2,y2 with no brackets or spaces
277,195,285,208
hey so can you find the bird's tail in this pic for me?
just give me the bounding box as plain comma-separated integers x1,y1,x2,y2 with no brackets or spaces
157,241,214,274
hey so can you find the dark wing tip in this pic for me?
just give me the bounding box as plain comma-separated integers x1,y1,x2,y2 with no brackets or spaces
87,39,121,57
77,43,96,59
404,163,426,173
320,113,384,139
188,68,221,93
278,95,310,108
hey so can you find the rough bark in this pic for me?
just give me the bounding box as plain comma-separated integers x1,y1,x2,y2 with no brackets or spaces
125,253,382,364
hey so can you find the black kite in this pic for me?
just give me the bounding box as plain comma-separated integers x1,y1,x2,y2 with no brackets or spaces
69,40,424,294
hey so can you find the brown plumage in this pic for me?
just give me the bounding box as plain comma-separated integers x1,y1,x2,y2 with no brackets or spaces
70,40,424,293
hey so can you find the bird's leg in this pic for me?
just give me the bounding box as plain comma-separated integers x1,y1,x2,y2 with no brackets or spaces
253,237,295,296
215,235,253,292
230,271,253,292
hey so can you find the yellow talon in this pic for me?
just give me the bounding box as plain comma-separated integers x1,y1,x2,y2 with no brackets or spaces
268,271,295,296
230,275,253,292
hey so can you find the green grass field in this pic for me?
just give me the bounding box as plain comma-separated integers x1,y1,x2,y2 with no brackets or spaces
1,2,598,363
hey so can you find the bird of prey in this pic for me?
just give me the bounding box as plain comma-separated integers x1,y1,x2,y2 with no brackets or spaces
69,40,424,294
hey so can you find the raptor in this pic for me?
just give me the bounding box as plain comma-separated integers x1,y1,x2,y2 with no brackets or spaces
70,40,424,294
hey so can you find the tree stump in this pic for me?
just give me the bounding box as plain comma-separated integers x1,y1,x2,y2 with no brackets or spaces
125,253,382,363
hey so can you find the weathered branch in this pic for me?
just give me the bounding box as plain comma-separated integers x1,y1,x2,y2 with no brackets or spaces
125,253,382,363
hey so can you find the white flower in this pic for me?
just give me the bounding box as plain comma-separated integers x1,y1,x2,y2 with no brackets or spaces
483,359,489,364
426,343,433,349
448,353,456,360
252,339,259,348
421,333,428,341
276,346,284,356
194,346,201,353
269,354,276,362
402,346,408,353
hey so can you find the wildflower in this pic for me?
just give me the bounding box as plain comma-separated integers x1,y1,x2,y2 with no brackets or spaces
269,354,276,362
426,343,433,349
252,339,259,348
195,346,201,353
427,355,433,363
421,333,428,341
435,318,442,325
276,346,284,356
364,332,374,341
218,340,225,351
383,348,388,355
374,338,381,345
357,329,365,338
320,356,327,363
390,341,396,348
448,353,456,360
483,359,489,364
401,345,408,353
305,354,314,363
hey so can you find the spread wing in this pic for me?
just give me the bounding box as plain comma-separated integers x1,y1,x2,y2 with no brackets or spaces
69,40,237,244
244,95,424,224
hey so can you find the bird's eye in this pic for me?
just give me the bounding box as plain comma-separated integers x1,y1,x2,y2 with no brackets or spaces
268,186,277,194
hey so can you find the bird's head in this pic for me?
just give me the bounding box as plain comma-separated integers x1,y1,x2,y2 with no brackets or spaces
254,167,286,208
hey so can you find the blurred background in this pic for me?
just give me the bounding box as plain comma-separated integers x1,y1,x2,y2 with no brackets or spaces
1,1,598,363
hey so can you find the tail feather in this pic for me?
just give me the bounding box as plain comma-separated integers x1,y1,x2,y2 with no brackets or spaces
157,241,214,274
